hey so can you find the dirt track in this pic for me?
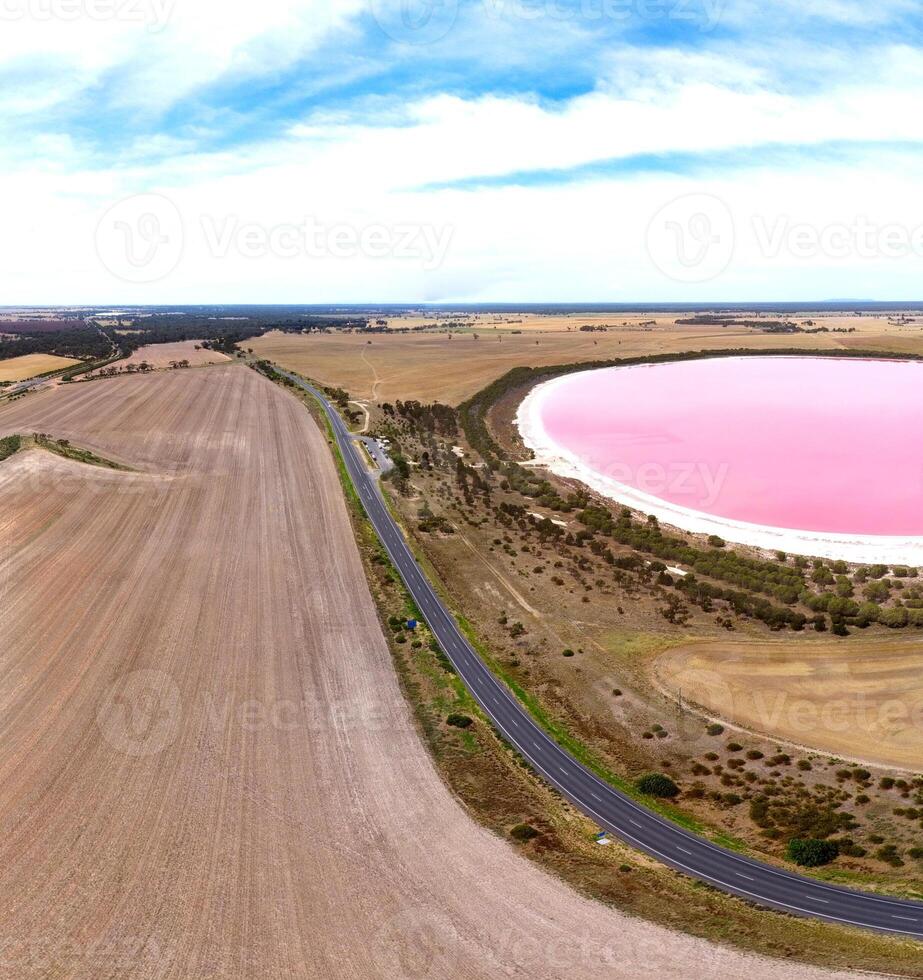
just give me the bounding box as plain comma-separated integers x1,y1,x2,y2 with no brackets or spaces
0,367,871,979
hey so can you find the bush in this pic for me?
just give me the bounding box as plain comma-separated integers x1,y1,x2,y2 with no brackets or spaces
510,823,539,841
446,713,473,729
707,723,725,736
786,838,839,867
875,844,904,867
635,773,680,798
880,607,909,628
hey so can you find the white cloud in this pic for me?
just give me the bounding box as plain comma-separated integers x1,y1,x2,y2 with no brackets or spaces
0,0,363,119
3,2,923,300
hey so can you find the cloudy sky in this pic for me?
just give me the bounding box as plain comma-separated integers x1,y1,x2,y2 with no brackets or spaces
6,0,923,302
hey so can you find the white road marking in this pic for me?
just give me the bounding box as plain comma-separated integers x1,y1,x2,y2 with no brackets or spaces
298,384,923,940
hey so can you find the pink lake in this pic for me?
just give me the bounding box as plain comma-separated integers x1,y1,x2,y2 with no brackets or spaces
524,356,923,537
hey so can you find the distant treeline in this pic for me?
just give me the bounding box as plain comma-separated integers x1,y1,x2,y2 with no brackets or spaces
0,313,376,364
0,326,112,361
112,315,369,354
674,316,857,335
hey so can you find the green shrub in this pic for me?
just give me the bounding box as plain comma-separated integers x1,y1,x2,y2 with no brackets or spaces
446,713,473,729
510,823,539,841
0,434,21,462
875,844,904,867
707,723,724,736
880,607,909,628
786,838,839,867
635,773,680,798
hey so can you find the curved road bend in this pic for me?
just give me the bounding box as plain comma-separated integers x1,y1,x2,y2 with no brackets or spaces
284,370,923,941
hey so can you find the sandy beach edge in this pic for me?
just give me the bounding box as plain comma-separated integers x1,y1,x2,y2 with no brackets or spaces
515,369,923,567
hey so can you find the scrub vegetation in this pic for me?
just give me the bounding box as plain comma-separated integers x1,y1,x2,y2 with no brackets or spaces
311,341,923,905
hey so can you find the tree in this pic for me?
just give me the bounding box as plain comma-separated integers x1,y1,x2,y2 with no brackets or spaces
786,838,839,867
390,453,410,481
635,773,679,798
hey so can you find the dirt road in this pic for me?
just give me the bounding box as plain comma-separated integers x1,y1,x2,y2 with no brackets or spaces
0,367,871,979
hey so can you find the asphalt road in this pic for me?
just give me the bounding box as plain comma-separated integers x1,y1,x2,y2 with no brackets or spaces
288,370,923,941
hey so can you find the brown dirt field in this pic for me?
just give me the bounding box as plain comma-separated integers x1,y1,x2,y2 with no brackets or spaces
0,365,867,980
102,340,231,372
654,636,923,769
0,353,81,382
248,318,916,405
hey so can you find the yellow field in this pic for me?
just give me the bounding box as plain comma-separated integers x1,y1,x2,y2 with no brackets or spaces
654,637,923,769
248,316,923,405
380,311,911,334
0,353,80,383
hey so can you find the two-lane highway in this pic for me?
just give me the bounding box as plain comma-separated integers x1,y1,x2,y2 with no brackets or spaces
286,369,923,941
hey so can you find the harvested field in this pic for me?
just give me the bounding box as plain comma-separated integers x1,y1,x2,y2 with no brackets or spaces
99,340,232,373
654,636,923,769
0,365,864,979
0,352,81,382
248,320,914,405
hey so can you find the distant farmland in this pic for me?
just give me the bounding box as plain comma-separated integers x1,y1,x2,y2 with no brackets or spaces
0,353,81,382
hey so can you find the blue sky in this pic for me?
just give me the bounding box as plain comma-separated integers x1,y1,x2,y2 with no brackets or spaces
6,0,923,302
